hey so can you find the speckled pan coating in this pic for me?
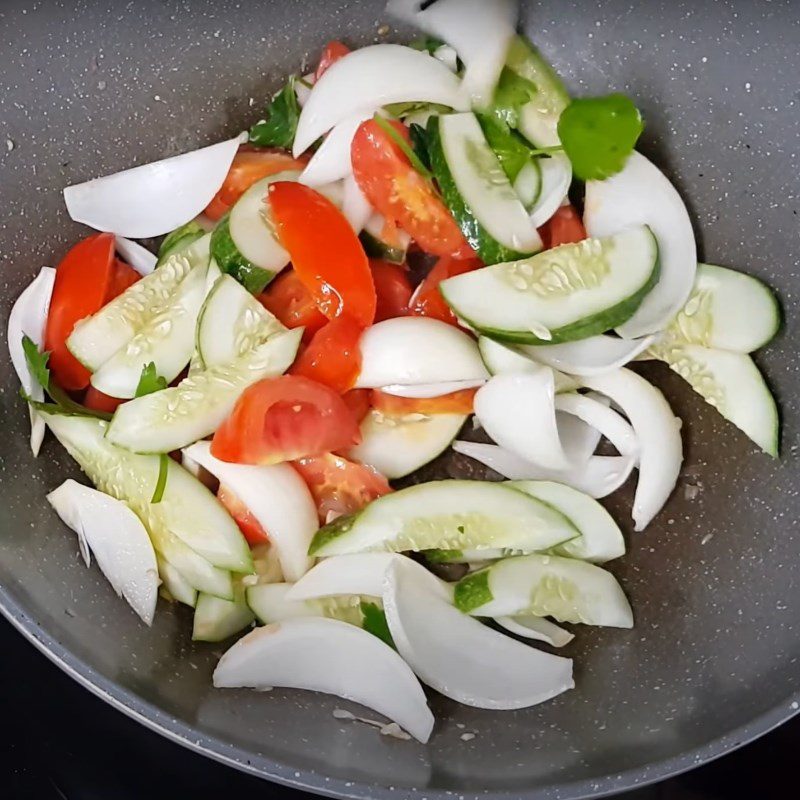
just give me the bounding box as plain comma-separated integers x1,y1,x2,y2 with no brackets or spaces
0,0,798,797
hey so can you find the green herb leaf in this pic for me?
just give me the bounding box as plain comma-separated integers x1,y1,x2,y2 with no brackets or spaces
408,122,432,172
384,101,451,119
22,335,50,392
478,115,536,182
425,549,463,564
409,36,446,55
360,601,395,648
249,77,301,149
490,67,539,131
373,115,434,180
21,387,113,422
151,453,169,504
135,362,167,398
557,93,644,181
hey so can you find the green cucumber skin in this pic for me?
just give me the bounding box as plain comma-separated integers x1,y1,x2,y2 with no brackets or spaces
157,221,206,267
308,514,356,557
359,229,407,264
444,250,662,345
427,117,529,266
453,570,492,614
211,216,275,294
505,36,570,116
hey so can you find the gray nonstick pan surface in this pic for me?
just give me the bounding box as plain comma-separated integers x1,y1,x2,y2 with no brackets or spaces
0,1,798,798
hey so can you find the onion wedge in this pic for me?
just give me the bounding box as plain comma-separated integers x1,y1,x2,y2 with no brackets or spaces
379,380,485,398
341,174,373,233
115,237,157,275
494,616,574,648
523,334,656,377
300,112,373,187
554,393,638,457
213,617,434,743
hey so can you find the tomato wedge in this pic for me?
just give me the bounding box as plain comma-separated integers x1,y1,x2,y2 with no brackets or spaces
408,255,482,325
211,375,361,465
315,40,351,80
83,387,126,414
351,119,474,258
540,204,587,249
44,233,117,391
371,260,412,322
292,454,391,523
204,146,308,222
217,484,270,546
258,269,327,342
342,388,372,425
109,259,141,297
371,387,477,416
269,181,376,327
290,315,363,394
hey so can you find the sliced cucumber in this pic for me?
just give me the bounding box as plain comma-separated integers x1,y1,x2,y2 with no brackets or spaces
441,225,660,344
359,214,411,264
157,220,206,266
196,274,286,369
106,327,302,454
246,583,366,627
347,410,466,479
427,114,541,264
512,160,541,210
211,217,274,295
156,554,198,608
193,583,255,642
508,480,625,563
42,413,251,576
309,480,578,558
666,263,780,352
90,259,207,398
649,340,779,456
529,155,572,229
454,554,633,628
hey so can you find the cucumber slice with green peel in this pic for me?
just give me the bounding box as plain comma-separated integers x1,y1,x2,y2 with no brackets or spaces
512,160,542,210
157,220,206,266
211,216,275,295
508,480,625,563
156,554,197,608
528,154,572,229
427,114,541,264
308,479,579,558
347,409,466,479
441,225,660,345
359,214,411,264
649,340,779,456
193,584,255,642
246,583,367,627
666,263,780,353
454,554,633,628
425,548,511,564
106,327,302,454
41,413,252,580
89,259,208,398
196,274,286,369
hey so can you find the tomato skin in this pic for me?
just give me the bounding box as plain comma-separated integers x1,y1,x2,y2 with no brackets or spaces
290,315,363,394
540,204,586,249
44,233,117,391
109,259,141,297
371,260,412,322
408,255,482,325
342,388,372,425
211,375,361,465
258,270,327,342
371,387,477,416
292,453,391,523
269,182,376,327
352,119,474,258
203,146,308,222
83,387,126,414
217,484,270,546
315,40,351,80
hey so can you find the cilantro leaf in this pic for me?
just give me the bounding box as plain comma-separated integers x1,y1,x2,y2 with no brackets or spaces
22,335,50,392
373,115,433,180
557,93,644,181
478,115,535,182
151,453,169,504
249,77,300,149
409,36,446,55
360,601,395,648
490,67,538,132
135,362,167,397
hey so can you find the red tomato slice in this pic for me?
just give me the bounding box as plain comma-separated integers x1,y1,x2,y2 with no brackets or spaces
342,388,372,425
44,233,117,391
315,40,351,81
269,182,376,327
351,119,474,258
292,454,391,523
258,269,327,342
83,387,126,414
540,204,587,249
408,255,482,325
289,315,363,394
211,375,361,465
217,484,270,546
109,259,141,297
204,146,308,222
371,387,477,416
371,260,412,322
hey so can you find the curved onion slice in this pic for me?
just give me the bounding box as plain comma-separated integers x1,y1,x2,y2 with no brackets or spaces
115,237,157,276
494,615,574,648
380,379,485,398
213,617,434,743
7,267,56,455
183,442,316,581
294,72,315,108
474,370,570,470
557,391,609,463
300,112,373,187
64,134,244,238
356,317,488,388
47,479,159,625
528,153,572,228
341,174,373,233
584,151,697,338
523,334,656,377
452,440,636,499
383,558,574,709
554,393,638,457
387,0,516,108
293,44,467,155
582,368,683,530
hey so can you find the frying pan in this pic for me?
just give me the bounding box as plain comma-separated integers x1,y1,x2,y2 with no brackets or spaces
1,0,798,797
